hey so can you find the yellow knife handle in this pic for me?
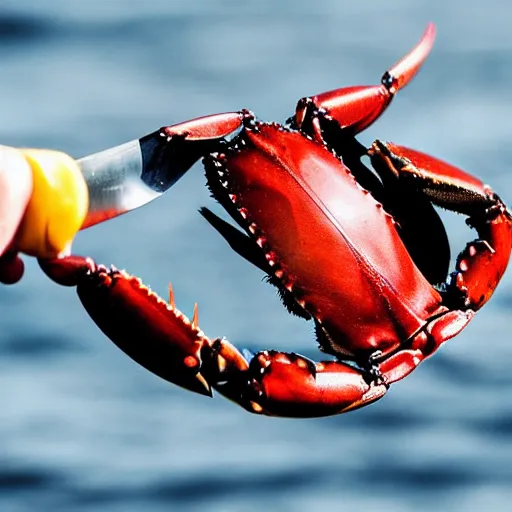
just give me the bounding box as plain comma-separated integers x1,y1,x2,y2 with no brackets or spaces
15,149,89,258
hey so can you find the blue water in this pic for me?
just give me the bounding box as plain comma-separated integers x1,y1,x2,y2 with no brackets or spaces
2,1,512,511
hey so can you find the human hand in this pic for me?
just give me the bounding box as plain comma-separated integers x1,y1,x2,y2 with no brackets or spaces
0,146,88,284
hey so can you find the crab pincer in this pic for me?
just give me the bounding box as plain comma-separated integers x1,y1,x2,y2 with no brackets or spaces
40,256,218,396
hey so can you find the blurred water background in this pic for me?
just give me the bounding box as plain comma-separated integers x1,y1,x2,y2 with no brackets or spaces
2,1,512,511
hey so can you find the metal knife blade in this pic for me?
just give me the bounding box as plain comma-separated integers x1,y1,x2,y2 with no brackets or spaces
77,128,198,229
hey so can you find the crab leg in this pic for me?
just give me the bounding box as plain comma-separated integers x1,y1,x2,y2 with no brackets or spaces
144,111,249,183
369,141,512,311
39,255,389,418
291,23,436,140
159,111,246,144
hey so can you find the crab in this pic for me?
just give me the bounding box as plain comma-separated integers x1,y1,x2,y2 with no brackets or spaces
41,24,512,417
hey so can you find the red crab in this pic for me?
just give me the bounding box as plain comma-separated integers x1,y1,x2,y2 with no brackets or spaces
41,24,512,417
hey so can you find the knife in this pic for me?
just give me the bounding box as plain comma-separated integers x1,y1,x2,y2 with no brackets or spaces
14,116,238,259
78,111,246,229
78,127,199,229
12,127,204,259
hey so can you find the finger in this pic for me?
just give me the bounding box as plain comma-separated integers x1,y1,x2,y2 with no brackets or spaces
0,252,25,284
0,146,33,255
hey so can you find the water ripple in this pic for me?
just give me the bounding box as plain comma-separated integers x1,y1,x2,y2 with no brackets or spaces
0,466,58,491
0,13,49,43
0,334,84,359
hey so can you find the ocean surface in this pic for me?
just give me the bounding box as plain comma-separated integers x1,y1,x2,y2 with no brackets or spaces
2,1,512,511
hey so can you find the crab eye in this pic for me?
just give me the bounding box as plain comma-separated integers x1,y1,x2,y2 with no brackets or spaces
381,71,398,91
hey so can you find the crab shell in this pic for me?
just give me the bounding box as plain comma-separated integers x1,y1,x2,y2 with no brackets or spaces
204,122,446,360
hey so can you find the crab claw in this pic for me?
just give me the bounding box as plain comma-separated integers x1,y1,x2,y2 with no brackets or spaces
238,351,388,417
39,255,214,396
